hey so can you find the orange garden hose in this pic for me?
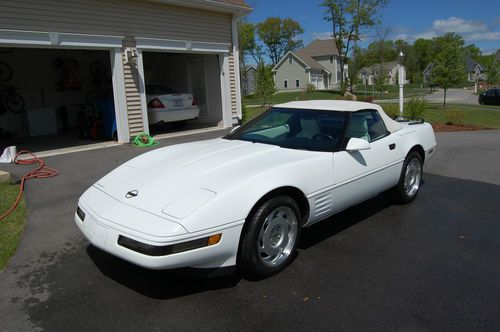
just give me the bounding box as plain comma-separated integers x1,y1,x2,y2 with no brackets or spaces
0,150,59,221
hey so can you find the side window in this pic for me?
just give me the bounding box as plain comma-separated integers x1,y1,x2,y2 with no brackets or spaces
346,110,387,143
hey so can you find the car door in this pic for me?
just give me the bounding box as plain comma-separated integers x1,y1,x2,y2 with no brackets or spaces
332,110,402,213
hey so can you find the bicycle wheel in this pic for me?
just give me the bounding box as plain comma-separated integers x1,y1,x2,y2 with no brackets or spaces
6,92,25,113
0,61,13,82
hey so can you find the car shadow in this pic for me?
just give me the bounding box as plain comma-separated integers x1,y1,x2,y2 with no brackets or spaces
86,245,241,300
298,193,393,250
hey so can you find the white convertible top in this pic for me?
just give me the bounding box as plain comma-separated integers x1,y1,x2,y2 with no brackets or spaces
274,100,403,133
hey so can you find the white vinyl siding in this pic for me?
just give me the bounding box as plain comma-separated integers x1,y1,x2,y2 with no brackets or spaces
0,0,232,44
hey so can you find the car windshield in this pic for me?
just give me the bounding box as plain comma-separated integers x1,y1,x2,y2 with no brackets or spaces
226,107,349,152
146,84,178,95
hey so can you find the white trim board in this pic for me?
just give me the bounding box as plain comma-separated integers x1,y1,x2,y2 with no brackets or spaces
0,29,124,48
135,37,230,53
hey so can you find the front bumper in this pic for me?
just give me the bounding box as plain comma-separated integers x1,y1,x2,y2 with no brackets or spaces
75,197,244,270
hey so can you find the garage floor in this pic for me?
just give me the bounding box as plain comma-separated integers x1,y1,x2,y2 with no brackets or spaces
1,130,499,330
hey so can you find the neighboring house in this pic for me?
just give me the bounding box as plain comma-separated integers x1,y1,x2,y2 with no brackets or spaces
422,63,434,84
465,56,486,82
241,65,257,96
423,56,486,84
0,0,251,145
358,61,405,86
272,39,345,92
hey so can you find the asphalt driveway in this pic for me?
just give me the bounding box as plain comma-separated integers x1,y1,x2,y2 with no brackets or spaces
1,129,500,331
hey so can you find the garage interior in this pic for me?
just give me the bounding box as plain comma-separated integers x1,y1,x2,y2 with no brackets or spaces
142,51,223,135
0,47,117,152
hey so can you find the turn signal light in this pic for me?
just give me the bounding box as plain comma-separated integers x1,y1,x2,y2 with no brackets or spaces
207,233,222,246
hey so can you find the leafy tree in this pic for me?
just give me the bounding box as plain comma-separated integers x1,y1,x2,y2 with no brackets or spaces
347,45,367,91
255,63,275,105
463,44,482,62
238,21,263,66
431,33,466,106
410,38,434,83
483,54,500,87
256,17,304,66
320,0,389,92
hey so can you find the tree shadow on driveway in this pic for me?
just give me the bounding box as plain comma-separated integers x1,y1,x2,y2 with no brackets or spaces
86,245,241,300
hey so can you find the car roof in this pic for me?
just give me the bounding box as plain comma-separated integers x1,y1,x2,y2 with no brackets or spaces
274,100,403,133
274,100,385,112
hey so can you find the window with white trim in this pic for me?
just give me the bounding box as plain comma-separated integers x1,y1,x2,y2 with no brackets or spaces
289,56,293,64
295,79,300,88
284,80,288,88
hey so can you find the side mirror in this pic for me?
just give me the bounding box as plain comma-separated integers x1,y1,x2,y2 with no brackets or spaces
346,137,371,151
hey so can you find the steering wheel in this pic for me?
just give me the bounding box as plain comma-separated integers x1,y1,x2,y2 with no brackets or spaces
312,133,336,142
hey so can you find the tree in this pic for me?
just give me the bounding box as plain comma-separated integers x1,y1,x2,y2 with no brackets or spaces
431,33,466,107
238,21,263,66
320,0,389,92
483,54,500,87
255,63,275,105
463,44,482,62
410,38,434,83
256,17,304,66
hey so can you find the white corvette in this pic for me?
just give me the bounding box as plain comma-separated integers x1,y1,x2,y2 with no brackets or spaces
75,100,436,277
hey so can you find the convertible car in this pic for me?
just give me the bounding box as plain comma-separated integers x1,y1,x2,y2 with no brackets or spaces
75,100,436,277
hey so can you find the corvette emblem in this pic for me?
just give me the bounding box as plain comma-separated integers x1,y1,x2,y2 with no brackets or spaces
125,190,139,198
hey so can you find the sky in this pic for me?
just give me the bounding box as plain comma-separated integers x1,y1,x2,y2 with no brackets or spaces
245,0,500,54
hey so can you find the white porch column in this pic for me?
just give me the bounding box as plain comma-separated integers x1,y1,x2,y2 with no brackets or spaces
219,53,232,127
110,47,129,143
135,48,149,134
232,15,242,121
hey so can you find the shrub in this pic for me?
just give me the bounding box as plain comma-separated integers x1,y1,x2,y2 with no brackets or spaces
306,83,316,94
405,96,427,119
383,104,400,118
242,104,249,123
444,107,465,125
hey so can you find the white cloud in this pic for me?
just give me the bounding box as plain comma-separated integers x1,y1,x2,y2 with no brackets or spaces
311,31,332,40
432,17,488,34
464,32,500,41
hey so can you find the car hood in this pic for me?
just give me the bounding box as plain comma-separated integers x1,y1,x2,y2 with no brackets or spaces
95,138,319,221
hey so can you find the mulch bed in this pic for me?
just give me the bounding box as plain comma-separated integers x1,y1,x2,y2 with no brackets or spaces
432,123,494,132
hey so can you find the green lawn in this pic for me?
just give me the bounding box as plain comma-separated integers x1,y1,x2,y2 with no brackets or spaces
244,85,430,106
243,103,500,128
0,182,26,271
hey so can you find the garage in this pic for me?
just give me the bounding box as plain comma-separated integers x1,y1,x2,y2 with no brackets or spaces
0,47,117,152
0,0,250,154
142,52,224,135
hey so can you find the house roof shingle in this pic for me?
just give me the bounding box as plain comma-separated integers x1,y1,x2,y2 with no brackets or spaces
465,56,481,72
285,39,339,72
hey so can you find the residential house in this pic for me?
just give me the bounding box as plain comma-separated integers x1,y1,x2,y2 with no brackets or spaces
241,65,257,96
358,61,404,86
272,39,345,92
0,0,251,147
423,56,486,84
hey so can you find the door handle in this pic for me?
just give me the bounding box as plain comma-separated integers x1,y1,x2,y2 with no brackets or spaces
389,143,396,150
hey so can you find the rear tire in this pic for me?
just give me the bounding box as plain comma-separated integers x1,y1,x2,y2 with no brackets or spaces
238,196,301,278
391,151,423,204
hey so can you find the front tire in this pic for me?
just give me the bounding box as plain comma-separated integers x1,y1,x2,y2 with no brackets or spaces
239,196,301,277
391,151,423,204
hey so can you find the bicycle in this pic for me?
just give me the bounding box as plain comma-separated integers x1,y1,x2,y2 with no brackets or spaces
0,84,25,115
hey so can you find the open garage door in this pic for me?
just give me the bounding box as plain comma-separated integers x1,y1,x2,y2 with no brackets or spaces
0,47,117,153
142,52,223,135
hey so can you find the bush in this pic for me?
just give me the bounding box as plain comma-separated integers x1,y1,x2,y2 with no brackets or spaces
306,83,316,94
405,96,427,119
383,104,400,118
242,104,249,123
444,107,465,125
